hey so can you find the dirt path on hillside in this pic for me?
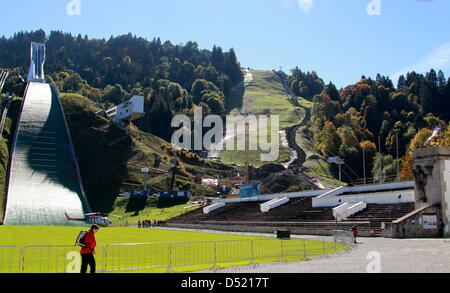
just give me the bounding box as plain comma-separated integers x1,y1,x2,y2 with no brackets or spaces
285,106,311,169
272,70,310,170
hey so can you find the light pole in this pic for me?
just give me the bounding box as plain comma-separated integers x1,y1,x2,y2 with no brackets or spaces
338,158,344,183
395,130,400,182
328,157,345,184
362,121,367,185
141,167,149,191
378,135,383,183
203,154,206,197
362,146,366,185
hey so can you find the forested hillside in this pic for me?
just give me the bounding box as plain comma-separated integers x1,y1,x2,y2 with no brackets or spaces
308,69,450,183
1,29,449,186
0,30,244,141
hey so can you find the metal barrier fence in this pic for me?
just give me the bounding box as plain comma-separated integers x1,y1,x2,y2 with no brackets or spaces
0,236,354,273
99,238,350,272
104,243,169,272
333,230,355,245
0,246,21,273
21,245,105,273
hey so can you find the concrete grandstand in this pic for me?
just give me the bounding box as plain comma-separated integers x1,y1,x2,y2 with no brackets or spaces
167,180,434,238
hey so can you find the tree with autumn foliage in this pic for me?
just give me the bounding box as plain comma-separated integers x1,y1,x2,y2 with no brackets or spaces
399,152,414,181
307,68,450,183
398,124,450,181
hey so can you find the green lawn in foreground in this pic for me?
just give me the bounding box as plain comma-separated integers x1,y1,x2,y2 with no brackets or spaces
0,226,348,273
0,226,262,246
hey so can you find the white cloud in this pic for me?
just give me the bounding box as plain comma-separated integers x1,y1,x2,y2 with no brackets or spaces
297,0,314,13
391,42,450,82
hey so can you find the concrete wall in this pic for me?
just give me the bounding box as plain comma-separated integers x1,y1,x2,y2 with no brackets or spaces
333,203,352,221
345,202,367,219
213,189,330,204
413,146,450,237
343,181,414,193
313,189,415,208
260,197,289,212
382,206,442,238
315,187,345,199
203,202,225,214
444,160,450,236
166,222,373,237
314,181,414,200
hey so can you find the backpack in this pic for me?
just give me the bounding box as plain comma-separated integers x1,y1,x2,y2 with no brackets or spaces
75,230,88,247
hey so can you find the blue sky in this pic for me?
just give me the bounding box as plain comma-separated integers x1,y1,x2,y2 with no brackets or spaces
2,0,450,88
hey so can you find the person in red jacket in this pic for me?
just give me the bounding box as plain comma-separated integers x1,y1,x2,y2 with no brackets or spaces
350,226,359,244
80,224,99,274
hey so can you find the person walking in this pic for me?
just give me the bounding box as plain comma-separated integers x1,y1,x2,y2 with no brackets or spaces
80,224,100,274
439,220,445,238
350,226,359,244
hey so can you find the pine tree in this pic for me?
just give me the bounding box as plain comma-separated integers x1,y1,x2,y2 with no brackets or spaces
397,75,406,91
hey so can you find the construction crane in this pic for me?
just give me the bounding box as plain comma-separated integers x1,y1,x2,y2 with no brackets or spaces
243,109,251,185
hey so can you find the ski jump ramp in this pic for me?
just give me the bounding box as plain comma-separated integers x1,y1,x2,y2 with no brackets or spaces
3,43,91,226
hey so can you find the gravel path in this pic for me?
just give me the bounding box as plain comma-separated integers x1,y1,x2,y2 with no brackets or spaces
199,237,450,273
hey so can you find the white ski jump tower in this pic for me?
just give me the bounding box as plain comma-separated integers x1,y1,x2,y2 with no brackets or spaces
27,42,46,82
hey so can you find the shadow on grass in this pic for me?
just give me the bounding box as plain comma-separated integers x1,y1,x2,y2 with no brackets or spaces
157,197,189,208
125,197,147,213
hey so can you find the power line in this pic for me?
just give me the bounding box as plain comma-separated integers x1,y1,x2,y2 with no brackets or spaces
324,147,362,182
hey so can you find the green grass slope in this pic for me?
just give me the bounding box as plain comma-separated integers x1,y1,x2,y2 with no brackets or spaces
107,197,200,226
60,93,229,218
221,70,303,167
0,97,22,222
234,70,301,127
